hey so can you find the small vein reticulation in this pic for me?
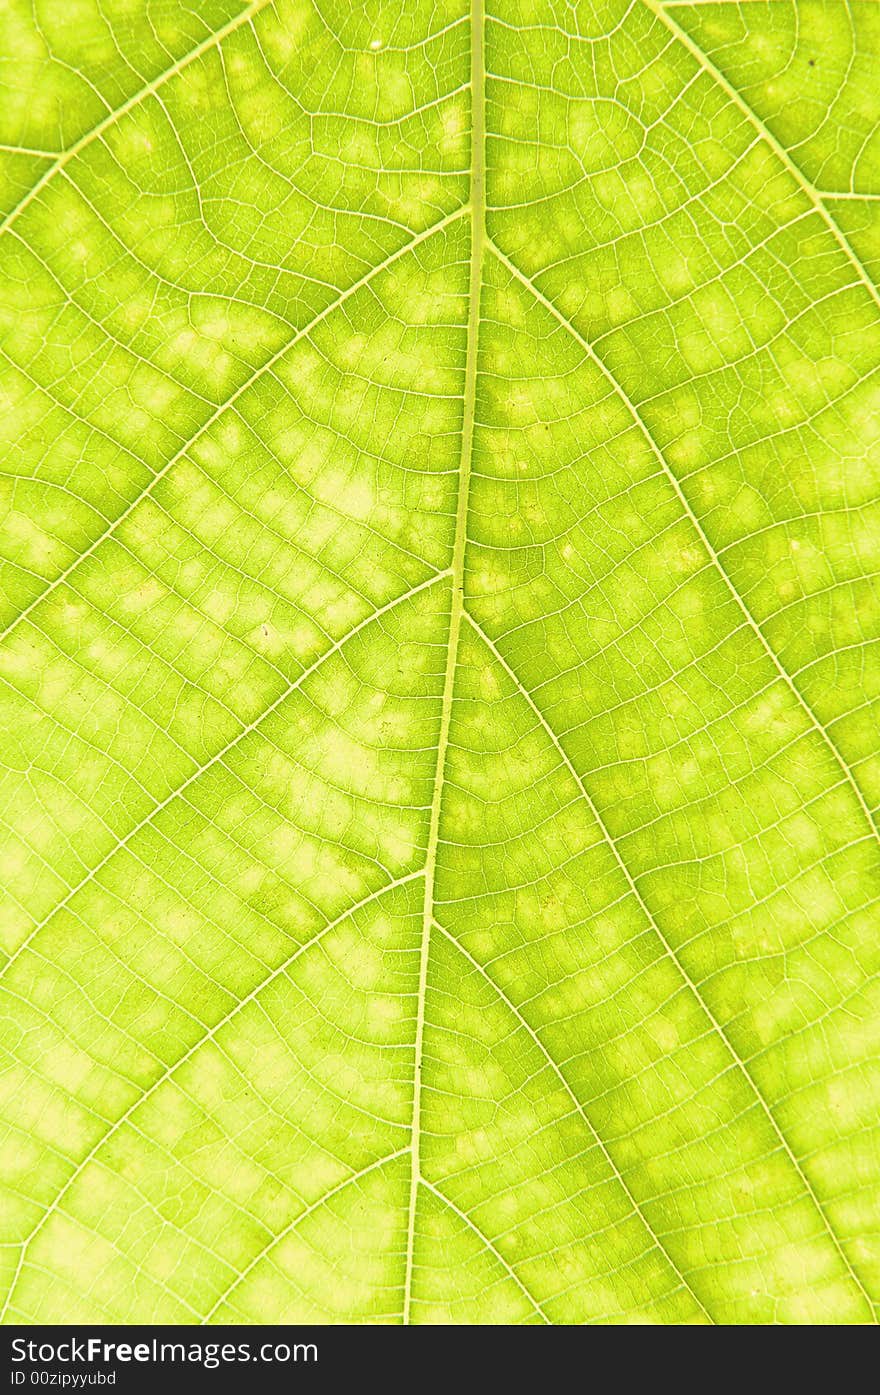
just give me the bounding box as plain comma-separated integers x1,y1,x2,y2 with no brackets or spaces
2,0,878,1327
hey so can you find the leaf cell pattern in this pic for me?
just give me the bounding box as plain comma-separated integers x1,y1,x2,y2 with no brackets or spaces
0,0,879,1325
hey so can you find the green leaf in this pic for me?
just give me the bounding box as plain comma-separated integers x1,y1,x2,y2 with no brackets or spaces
1,0,878,1325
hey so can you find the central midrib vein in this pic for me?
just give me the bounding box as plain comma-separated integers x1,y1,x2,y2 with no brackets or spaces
403,0,485,1325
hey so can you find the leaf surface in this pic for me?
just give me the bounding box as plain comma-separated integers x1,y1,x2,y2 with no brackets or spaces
1,0,879,1324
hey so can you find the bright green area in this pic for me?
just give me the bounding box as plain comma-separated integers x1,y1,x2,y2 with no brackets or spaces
0,0,879,1324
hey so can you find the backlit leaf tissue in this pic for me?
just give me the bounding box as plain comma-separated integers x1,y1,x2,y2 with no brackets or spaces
1,0,879,1324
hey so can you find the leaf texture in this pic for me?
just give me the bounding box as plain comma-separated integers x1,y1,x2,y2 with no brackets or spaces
0,0,879,1325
